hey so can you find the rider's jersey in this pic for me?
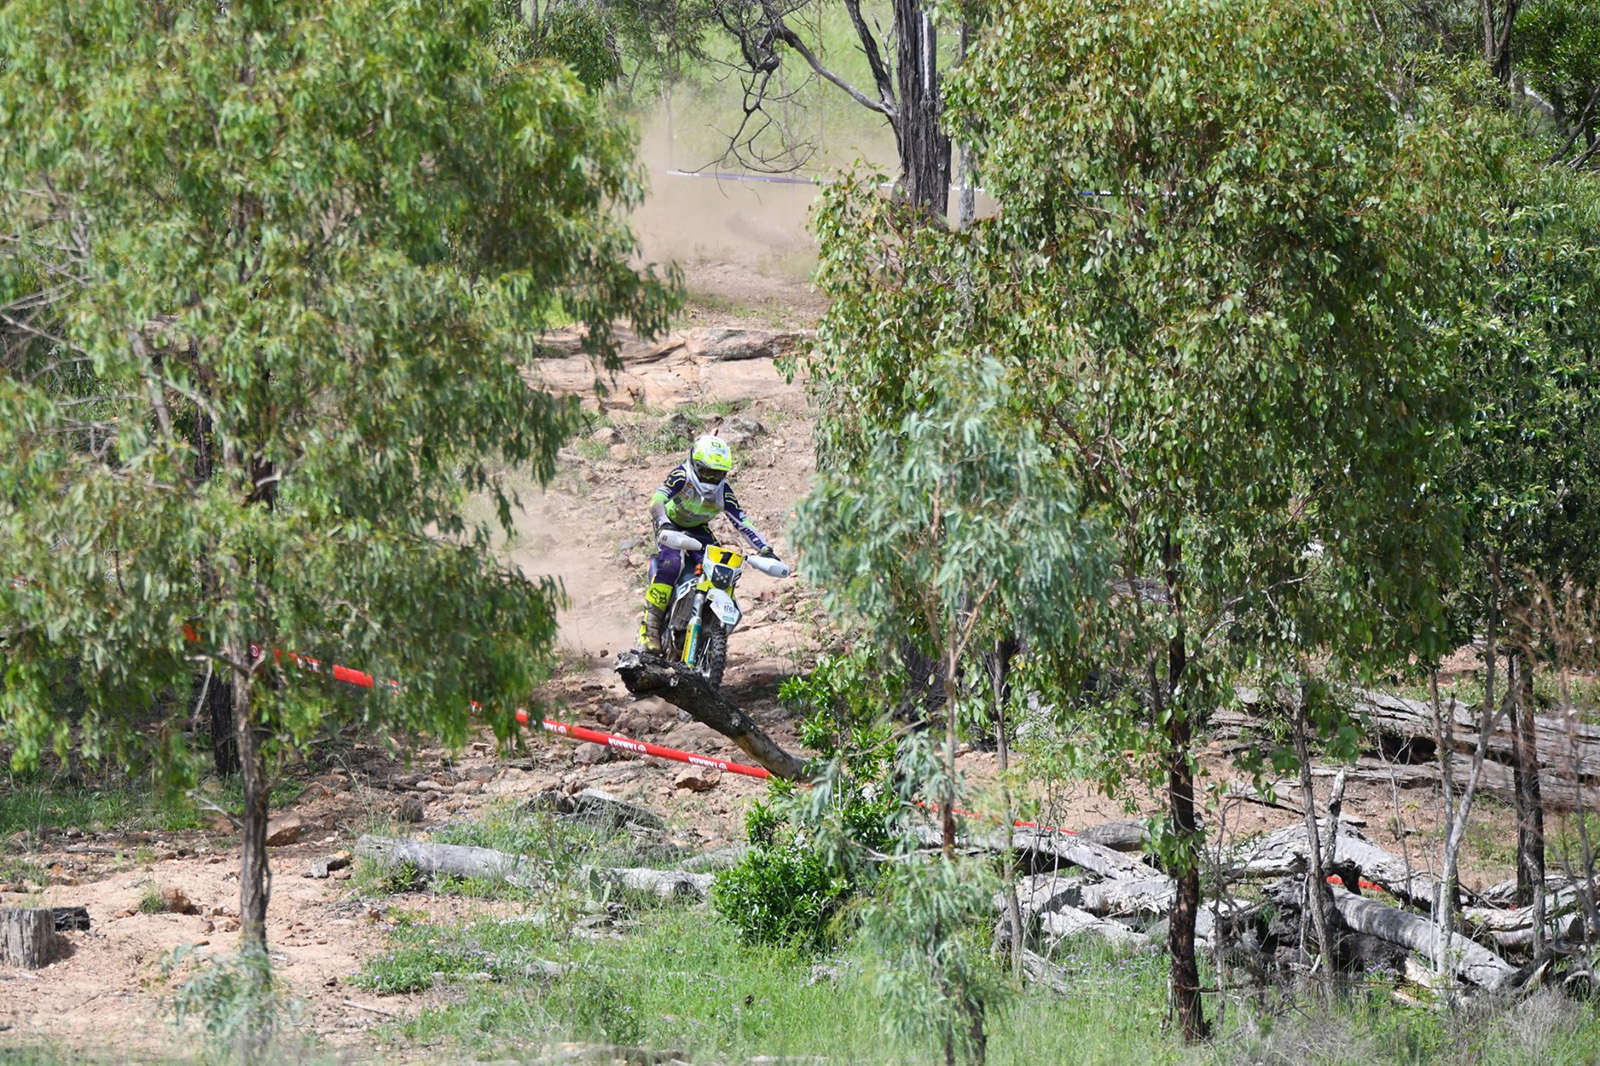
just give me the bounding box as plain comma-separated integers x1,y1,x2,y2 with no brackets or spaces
650,463,769,552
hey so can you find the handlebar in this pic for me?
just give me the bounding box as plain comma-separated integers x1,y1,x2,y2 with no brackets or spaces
747,555,790,578
656,529,702,552
655,529,791,578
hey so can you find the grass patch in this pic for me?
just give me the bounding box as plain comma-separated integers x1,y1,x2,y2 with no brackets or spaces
353,877,1600,1064
365,907,1188,1063
138,882,169,914
354,910,560,994
352,836,1600,1066
0,781,198,838
0,774,309,850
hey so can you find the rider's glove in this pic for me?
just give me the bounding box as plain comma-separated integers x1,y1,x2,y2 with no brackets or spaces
758,546,778,559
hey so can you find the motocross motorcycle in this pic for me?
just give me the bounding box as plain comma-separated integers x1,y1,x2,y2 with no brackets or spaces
655,528,790,689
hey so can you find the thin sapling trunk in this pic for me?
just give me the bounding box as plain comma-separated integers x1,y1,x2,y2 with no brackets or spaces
993,654,1022,977
1293,678,1337,1000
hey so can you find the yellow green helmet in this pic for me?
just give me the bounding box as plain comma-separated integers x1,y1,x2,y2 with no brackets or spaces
689,434,733,487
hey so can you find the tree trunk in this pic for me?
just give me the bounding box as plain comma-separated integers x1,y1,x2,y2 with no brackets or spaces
1293,680,1337,1000
232,651,271,958
955,20,977,230
942,644,959,856
613,652,807,780
208,672,240,776
994,654,1023,978
893,0,951,217
1511,650,1545,915
1483,0,1519,83
1167,709,1208,1041
1159,537,1207,1042
0,908,57,969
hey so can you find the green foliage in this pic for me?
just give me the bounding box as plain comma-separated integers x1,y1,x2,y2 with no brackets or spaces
810,0,1498,791
713,648,912,953
543,6,620,90
796,356,1105,684
805,0,1508,1039
854,855,1009,1065
712,799,856,953
784,649,903,745
165,948,299,1062
1517,0,1600,132
1443,135,1600,636
0,0,674,804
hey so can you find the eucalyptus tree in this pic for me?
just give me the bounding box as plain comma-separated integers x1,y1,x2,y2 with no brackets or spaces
794,364,1103,1062
807,0,1491,1039
0,0,673,969
1517,0,1600,166
1444,134,1600,912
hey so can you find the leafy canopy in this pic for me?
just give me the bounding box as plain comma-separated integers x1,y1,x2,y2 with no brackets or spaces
0,0,674,770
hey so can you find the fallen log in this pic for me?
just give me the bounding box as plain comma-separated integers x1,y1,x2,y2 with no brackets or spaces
528,787,667,831
1329,885,1515,989
1040,905,1150,948
583,866,713,902
357,835,541,888
1230,823,1442,909
998,872,1153,949
915,821,1161,881
1014,825,1162,880
1019,949,1073,995
1076,877,1177,918
1007,872,1088,924
1358,689,1600,781
1463,889,1587,951
50,907,90,933
354,835,713,901
614,652,807,780
1228,687,1600,811
1071,820,1149,853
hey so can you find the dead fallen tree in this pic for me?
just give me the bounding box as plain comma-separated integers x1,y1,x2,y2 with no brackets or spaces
999,872,1151,951
962,814,1535,992
915,820,1161,881
1463,886,1589,951
1229,822,1444,908
1224,687,1600,810
614,651,807,780
1071,819,1149,852
354,835,713,901
1328,885,1516,990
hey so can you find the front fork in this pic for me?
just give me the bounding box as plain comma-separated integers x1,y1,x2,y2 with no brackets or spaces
681,590,707,666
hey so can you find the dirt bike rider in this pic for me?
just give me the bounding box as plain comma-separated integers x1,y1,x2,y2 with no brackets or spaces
637,433,777,653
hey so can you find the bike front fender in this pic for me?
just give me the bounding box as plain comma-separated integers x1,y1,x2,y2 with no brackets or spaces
706,588,741,630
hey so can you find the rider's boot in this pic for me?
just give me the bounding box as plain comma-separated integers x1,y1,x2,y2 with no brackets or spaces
636,583,671,653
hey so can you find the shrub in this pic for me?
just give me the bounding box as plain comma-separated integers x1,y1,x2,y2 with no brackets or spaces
711,801,855,953
714,650,906,952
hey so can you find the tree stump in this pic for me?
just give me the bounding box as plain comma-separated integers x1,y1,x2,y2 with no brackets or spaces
0,908,58,969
